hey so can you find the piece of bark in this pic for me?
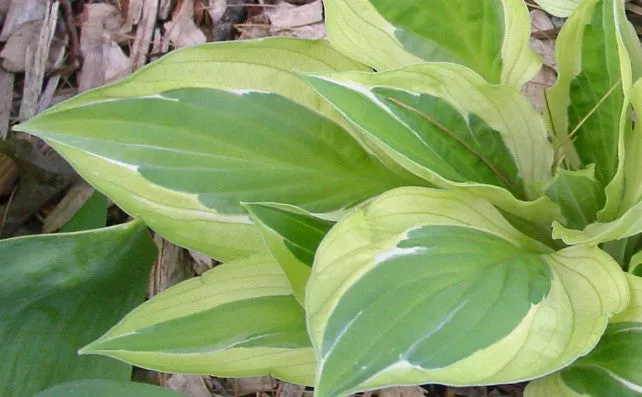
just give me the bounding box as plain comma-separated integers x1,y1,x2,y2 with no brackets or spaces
149,234,195,296
158,0,173,20
127,0,144,25
131,0,159,69
0,69,13,140
188,249,215,275
37,41,66,113
164,0,207,47
167,374,212,397
0,0,46,41
207,0,227,25
265,0,323,29
18,1,58,122
226,376,277,395
378,387,427,397
277,383,306,397
77,3,132,92
0,0,10,26
42,181,95,233
214,0,250,41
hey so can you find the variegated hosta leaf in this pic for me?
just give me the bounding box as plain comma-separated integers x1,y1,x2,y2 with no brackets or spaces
245,202,334,305
532,0,581,17
552,199,642,245
525,273,642,397
546,0,633,220
306,187,629,397
81,253,316,386
544,166,605,230
17,86,415,262
324,0,541,87
303,64,560,226
16,38,401,262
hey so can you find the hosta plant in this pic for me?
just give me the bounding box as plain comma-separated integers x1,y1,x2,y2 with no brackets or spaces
15,0,642,395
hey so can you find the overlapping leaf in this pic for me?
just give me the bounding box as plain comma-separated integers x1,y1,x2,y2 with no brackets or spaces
16,38,411,262
303,64,559,226
81,253,316,386
306,187,629,397
546,0,633,220
324,0,540,87
544,166,605,230
525,273,642,397
0,221,157,396
245,203,334,304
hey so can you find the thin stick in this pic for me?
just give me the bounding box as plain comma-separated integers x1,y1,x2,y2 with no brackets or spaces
385,97,521,195
0,186,17,237
568,79,621,139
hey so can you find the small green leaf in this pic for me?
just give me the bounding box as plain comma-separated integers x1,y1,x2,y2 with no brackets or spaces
245,202,334,304
307,187,628,396
60,191,108,233
0,221,157,396
552,199,642,245
324,0,540,87
36,380,186,397
544,166,605,230
303,64,560,226
82,253,316,386
525,273,642,397
532,0,581,17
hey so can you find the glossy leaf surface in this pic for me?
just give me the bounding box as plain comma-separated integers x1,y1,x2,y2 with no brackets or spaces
36,380,186,397
306,187,628,396
324,0,540,87
0,221,157,396
82,253,316,386
526,273,642,397
245,202,334,304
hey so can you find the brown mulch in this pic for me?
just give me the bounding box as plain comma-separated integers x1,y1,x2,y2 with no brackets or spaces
1,1,642,396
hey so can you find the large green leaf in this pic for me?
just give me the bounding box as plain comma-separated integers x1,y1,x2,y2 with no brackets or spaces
303,64,560,226
0,221,157,396
15,38,392,262
245,202,334,304
324,0,541,87
36,380,186,397
306,187,629,397
546,0,633,220
81,253,316,386
544,166,605,230
17,86,414,262
525,273,642,397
